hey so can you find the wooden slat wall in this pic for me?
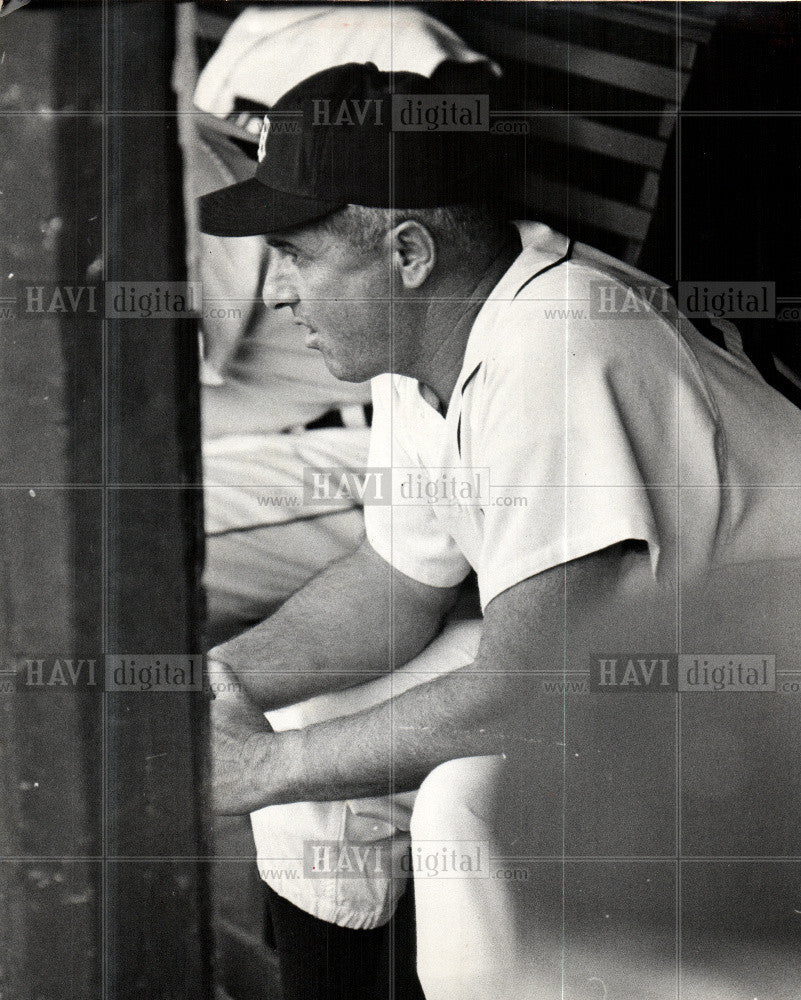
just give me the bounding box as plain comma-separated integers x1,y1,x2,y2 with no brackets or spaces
434,2,716,262
466,17,689,101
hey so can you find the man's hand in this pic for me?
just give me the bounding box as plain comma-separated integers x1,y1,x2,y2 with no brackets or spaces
209,679,277,815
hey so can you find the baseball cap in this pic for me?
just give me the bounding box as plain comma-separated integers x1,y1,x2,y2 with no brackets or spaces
198,61,498,238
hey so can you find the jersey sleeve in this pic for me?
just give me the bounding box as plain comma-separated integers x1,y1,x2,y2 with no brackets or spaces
469,287,665,609
364,375,472,588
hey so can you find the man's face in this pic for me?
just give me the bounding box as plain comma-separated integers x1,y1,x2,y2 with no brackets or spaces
262,222,396,382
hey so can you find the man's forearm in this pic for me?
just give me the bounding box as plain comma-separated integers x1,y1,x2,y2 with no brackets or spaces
209,539,459,711
247,663,530,808
214,543,649,813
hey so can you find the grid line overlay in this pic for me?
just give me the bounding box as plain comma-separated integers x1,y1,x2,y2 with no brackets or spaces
1,4,799,998
101,2,110,997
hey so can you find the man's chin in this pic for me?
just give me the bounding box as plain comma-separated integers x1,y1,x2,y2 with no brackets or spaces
317,351,374,384
323,363,370,384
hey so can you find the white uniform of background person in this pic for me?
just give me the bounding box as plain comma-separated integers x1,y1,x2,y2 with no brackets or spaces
190,5,497,641
187,5,499,929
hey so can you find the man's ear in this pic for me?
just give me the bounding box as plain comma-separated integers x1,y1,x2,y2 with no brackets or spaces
390,220,436,289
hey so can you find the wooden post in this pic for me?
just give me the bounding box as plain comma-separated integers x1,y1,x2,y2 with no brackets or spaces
0,3,212,998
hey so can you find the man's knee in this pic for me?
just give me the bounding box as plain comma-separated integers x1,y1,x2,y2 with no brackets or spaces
409,755,504,843
411,758,516,1000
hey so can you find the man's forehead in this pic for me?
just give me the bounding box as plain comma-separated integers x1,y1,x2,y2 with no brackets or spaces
264,220,328,248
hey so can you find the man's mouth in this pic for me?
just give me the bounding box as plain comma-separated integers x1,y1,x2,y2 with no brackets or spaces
291,316,320,348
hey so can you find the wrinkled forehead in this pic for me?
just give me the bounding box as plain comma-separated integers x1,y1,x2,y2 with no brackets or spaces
264,215,334,248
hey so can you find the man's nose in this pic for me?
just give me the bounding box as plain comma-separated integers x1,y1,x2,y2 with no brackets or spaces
261,250,299,309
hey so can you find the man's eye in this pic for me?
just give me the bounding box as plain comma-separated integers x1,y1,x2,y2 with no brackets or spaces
266,244,298,263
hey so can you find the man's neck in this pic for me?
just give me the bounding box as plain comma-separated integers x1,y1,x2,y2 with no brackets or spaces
413,232,522,410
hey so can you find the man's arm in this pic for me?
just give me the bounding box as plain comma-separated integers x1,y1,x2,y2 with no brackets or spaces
213,541,652,813
208,537,460,710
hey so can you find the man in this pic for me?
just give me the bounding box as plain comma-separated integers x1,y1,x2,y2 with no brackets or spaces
200,63,801,998
186,14,499,998
185,5,497,645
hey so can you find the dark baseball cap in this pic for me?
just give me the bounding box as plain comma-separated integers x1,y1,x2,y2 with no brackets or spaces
198,61,498,237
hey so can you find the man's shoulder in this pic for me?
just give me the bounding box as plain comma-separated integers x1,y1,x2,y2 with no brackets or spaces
513,221,669,304
469,227,679,394
499,224,670,330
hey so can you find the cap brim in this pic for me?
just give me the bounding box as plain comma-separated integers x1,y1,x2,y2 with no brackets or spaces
198,176,344,237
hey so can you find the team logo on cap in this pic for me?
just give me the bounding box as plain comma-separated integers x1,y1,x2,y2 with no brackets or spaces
257,116,270,163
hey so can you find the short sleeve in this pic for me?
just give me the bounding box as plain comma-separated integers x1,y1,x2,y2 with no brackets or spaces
469,291,666,609
364,375,472,588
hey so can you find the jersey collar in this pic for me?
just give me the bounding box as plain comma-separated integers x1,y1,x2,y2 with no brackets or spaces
451,222,572,405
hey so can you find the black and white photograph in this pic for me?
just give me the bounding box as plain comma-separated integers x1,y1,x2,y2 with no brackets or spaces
1,2,800,998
